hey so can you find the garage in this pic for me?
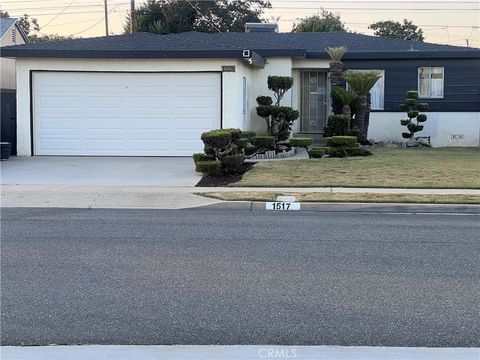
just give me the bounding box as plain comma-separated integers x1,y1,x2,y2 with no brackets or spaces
32,71,221,156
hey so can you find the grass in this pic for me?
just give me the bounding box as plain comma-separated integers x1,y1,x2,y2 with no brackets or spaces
233,148,480,188
196,191,480,204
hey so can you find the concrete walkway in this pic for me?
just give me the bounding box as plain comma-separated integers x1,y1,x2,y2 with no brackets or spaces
1,345,478,360
1,184,480,209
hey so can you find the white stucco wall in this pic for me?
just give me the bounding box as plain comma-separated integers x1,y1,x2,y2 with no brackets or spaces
15,57,249,156
247,57,293,135
369,112,480,147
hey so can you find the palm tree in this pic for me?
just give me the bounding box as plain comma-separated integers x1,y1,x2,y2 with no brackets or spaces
344,70,382,143
331,85,356,117
325,46,347,114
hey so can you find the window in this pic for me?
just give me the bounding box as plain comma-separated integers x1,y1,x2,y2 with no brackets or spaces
242,77,247,115
346,70,385,110
418,67,444,98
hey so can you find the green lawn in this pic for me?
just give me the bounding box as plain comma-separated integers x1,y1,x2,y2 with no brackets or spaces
233,147,480,188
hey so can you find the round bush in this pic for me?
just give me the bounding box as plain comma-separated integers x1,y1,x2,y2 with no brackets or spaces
400,119,410,126
417,103,429,111
256,96,273,106
399,103,409,111
417,114,427,122
289,137,313,148
252,136,276,149
406,90,419,99
408,111,419,118
221,154,244,174
405,98,416,106
196,160,222,177
324,114,350,137
325,136,358,148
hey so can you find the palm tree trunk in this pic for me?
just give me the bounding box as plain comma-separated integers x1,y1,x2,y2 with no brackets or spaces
330,61,344,115
352,95,367,142
362,93,371,144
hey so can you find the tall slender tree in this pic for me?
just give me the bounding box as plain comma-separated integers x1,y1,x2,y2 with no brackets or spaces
344,70,382,143
325,46,347,115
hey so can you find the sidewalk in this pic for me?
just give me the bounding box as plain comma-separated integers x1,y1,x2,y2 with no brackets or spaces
2,184,480,209
2,345,479,360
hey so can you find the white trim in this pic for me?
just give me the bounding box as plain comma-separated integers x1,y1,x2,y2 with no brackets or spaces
417,66,444,99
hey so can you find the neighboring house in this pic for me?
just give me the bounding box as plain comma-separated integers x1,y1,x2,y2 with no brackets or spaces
1,18,28,154
1,23,479,157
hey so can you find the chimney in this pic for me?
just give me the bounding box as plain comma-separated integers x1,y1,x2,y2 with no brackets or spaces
245,23,278,33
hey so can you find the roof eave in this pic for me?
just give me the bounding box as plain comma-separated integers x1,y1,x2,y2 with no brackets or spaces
307,51,480,60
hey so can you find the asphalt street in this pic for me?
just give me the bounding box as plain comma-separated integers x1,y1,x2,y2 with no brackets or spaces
1,207,479,346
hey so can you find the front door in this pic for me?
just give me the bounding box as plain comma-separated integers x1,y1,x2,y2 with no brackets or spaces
300,71,328,133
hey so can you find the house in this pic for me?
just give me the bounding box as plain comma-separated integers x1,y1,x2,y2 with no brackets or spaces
1,18,28,155
1,23,479,157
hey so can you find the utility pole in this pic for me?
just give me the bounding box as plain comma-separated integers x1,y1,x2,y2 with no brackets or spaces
130,0,135,34
104,0,109,36
466,39,470,47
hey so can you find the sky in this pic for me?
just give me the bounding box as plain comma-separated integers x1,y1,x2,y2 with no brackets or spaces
2,0,479,47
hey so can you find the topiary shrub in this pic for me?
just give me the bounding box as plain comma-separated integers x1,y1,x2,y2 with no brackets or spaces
221,154,245,174
309,147,327,158
196,160,222,177
252,136,276,149
399,90,428,143
324,114,350,137
193,153,214,164
198,128,246,176
289,137,313,148
244,144,258,156
201,128,242,160
241,131,256,141
325,136,358,148
256,76,299,143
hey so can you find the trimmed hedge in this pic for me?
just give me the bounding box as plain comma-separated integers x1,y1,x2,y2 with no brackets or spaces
245,144,258,156
324,114,350,137
252,136,276,149
325,136,358,148
241,131,256,140
196,160,221,177
221,154,244,174
309,147,327,158
289,137,313,148
193,153,214,164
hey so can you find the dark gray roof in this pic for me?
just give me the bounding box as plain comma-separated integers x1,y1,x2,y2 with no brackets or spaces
2,30,479,60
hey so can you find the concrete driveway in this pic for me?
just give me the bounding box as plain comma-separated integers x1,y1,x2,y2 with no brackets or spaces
1,156,201,187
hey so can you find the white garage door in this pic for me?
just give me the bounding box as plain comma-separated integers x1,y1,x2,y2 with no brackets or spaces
33,71,221,156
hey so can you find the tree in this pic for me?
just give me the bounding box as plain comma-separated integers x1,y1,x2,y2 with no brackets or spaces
28,34,76,43
292,9,347,33
325,46,347,114
125,0,271,34
369,19,424,42
400,91,429,145
0,10,39,37
343,70,382,143
256,76,299,143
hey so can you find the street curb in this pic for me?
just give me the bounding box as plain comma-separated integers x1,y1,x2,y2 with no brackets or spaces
198,201,480,213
